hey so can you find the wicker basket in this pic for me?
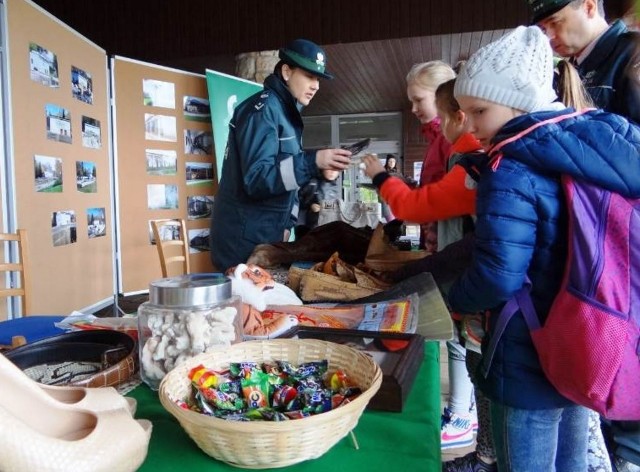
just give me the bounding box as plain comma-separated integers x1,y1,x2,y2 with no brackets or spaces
159,339,383,469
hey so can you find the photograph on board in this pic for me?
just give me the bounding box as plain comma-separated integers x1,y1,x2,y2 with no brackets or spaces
81,116,101,149
71,66,93,104
34,154,63,192
188,228,210,253
29,42,59,87
187,195,214,220
148,218,181,245
143,79,175,109
146,149,177,176
147,184,178,210
51,210,77,247
184,129,213,155
183,96,211,122
87,207,107,238
45,103,72,144
76,160,97,193
185,161,214,186
145,114,177,142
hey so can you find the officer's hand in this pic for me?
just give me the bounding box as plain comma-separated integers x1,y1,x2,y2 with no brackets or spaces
361,154,385,179
316,149,351,171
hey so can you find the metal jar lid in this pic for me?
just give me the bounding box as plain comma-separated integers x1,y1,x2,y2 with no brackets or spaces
148,273,232,307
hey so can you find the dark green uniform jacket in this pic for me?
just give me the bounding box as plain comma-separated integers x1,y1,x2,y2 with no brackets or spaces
210,74,317,271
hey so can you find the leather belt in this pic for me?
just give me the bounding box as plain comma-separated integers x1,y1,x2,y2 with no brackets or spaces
4,330,137,388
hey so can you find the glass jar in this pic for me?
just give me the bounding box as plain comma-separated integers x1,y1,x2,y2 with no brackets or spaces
137,273,242,390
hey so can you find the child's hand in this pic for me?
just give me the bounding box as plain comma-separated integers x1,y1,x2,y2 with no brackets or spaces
361,154,385,179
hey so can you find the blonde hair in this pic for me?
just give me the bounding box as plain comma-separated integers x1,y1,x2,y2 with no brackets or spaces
406,61,456,91
555,59,594,111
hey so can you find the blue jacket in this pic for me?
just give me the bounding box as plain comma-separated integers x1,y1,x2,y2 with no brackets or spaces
448,108,640,409
578,19,640,124
210,74,318,271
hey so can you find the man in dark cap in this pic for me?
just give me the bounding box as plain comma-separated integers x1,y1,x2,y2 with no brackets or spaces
530,3,640,470
529,0,640,124
210,39,351,272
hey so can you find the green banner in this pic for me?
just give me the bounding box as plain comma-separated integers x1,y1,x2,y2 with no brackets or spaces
205,69,262,182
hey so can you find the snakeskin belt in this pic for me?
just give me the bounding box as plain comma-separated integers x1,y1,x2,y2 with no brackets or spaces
4,329,137,388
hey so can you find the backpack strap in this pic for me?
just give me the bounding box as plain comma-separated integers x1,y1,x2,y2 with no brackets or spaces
487,109,591,171
481,277,542,377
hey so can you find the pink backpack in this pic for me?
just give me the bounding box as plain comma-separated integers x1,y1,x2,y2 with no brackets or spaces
483,112,640,420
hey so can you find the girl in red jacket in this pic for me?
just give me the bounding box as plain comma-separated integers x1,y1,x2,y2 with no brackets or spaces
405,61,455,253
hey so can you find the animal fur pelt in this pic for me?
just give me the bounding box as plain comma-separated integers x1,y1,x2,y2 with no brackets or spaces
247,221,373,268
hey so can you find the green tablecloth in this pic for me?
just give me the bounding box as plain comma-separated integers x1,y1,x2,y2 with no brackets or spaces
130,341,441,471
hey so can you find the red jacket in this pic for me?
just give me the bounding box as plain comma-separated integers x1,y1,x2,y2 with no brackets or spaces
419,118,452,185
379,132,481,223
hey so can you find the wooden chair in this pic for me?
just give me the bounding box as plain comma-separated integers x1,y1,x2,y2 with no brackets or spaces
0,229,31,316
150,219,190,277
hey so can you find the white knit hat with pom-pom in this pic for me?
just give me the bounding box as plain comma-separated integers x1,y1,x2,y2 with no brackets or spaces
454,26,557,112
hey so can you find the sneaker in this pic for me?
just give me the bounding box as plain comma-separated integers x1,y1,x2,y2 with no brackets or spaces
442,452,497,472
441,407,475,450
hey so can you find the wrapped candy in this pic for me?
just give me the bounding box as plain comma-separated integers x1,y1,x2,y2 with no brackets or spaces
189,364,222,389
241,371,271,409
180,358,361,421
229,362,260,379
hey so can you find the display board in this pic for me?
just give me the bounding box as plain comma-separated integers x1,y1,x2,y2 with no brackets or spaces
111,57,216,294
4,0,115,315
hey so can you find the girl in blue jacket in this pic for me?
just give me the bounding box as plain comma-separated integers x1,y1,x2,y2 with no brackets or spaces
449,26,640,471
210,39,351,271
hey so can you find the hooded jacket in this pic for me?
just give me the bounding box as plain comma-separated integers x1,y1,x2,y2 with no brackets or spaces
210,74,318,271
448,108,640,409
419,118,452,186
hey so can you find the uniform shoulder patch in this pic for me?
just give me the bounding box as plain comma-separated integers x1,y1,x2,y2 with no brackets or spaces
253,91,271,111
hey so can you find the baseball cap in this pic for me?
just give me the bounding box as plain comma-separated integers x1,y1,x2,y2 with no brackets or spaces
528,0,573,24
